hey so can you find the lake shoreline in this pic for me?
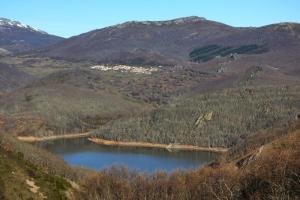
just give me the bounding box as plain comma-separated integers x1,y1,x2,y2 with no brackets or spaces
17,132,90,142
17,133,228,153
88,138,228,153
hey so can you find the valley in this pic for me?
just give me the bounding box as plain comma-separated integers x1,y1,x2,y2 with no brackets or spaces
0,13,299,200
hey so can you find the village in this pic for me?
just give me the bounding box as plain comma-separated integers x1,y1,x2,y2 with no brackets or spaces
90,64,160,74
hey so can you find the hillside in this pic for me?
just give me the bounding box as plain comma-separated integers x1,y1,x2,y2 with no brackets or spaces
0,68,153,135
0,17,299,143
92,86,300,147
36,17,300,70
0,134,72,199
0,63,33,93
0,55,299,138
0,18,64,54
37,16,236,65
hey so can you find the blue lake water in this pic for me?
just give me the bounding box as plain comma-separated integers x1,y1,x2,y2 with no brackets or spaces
36,138,220,173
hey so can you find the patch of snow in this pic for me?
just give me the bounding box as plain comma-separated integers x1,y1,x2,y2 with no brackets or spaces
0,18,47,34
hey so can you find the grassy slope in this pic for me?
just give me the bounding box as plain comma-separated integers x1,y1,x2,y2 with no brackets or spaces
0,136,71,200
93,86,300,147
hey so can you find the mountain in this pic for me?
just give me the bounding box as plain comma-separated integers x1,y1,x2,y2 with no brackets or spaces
38,16,237,65
37,16,300,68
0,18,64,54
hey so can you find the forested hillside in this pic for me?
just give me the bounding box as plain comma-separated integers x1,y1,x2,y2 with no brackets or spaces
93,86,300,147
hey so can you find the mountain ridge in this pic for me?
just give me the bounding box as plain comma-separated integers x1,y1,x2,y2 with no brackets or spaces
36,16,300,68
0,17,64,54
0,18,47,34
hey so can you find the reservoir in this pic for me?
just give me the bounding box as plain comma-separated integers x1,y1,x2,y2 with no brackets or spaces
36,138,220,173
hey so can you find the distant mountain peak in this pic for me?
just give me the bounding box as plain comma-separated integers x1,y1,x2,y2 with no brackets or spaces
113,16,207,29
169,16,207,23
0,17,63,53
273,22,300,29
0,17,47,34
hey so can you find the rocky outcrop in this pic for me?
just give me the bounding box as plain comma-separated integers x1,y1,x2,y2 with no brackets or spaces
195,111,213,128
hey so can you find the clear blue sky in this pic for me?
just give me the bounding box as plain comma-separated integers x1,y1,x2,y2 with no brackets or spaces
1,0,300,38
